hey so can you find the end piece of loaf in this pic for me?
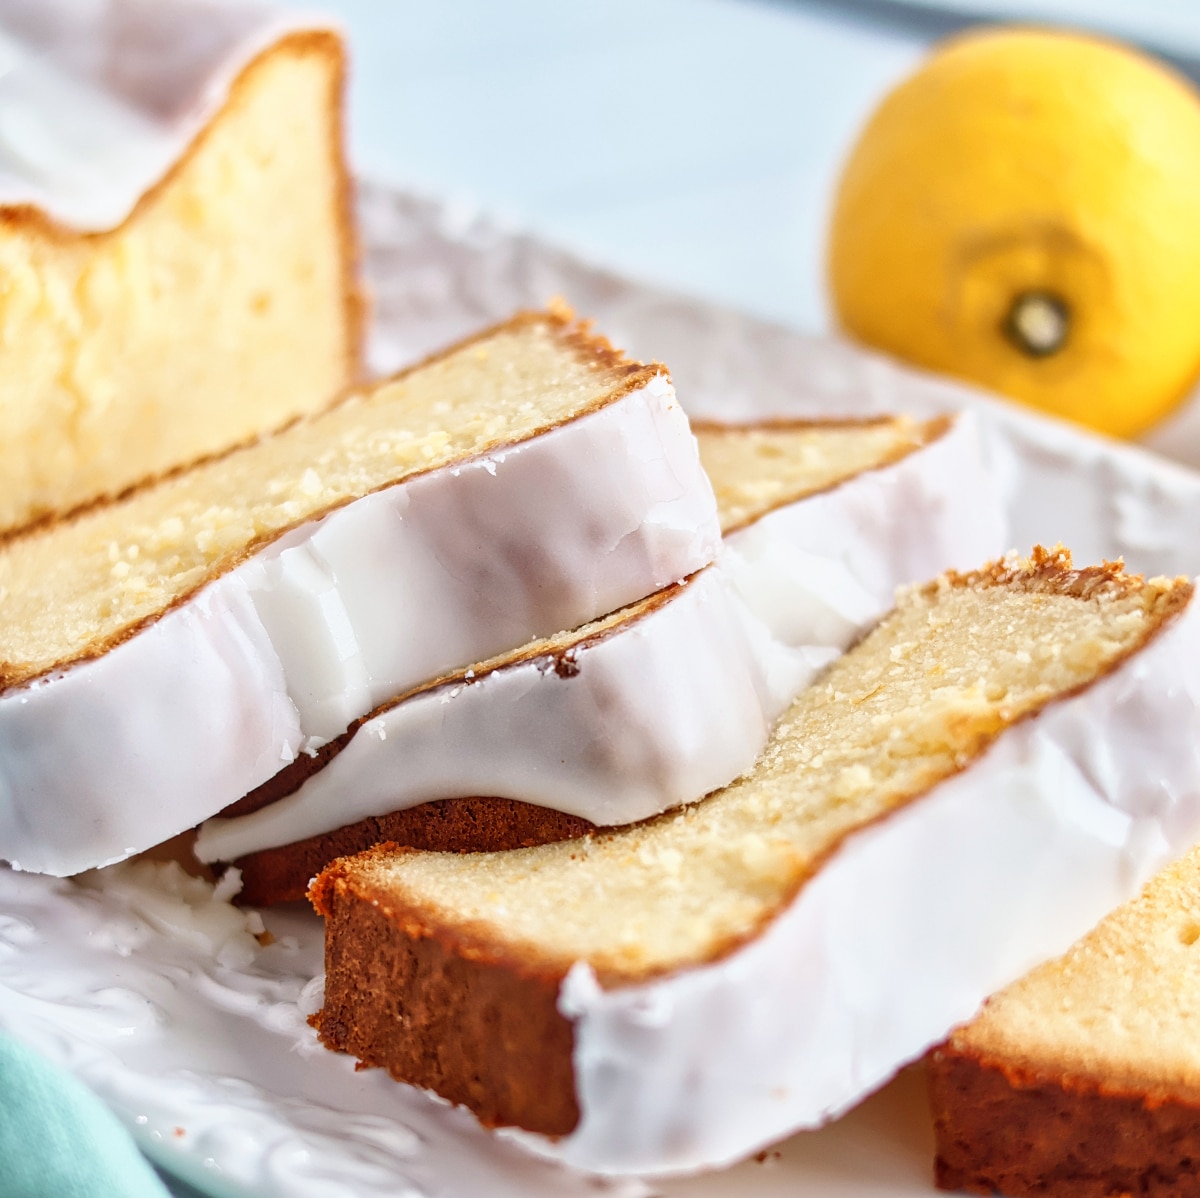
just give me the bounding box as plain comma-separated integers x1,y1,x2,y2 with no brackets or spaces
310,550,1200,1176
930,844,1200,1197
0,311,719,876
0,18,363,533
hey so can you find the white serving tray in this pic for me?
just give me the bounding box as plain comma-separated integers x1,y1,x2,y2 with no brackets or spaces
3,181,1200,1198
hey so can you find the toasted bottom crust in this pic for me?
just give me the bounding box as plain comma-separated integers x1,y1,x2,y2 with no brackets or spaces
232,799,596,905
310,864,580,1135
929,1044,1200,1196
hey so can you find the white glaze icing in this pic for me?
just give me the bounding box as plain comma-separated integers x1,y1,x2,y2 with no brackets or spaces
195,568,773,863
194,415,1006,864
0,376,720,877
0,1,329,230
0,861,653,1198
503,589,1200,1176
721,414,1006,714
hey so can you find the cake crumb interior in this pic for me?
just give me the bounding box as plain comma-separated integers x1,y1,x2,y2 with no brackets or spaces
698,417,936,532
0,318,642,685
949,842,1200,1099
357,555,1184,983
0,39,353,535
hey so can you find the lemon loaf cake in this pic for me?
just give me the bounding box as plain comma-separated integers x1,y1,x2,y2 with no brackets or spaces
197,413,1006,905
0,311,719,877
930,845,1200,1197
0,2,361,533
310,550,1200,1176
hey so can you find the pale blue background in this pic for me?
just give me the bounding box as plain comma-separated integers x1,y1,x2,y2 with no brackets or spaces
278,0,1200,334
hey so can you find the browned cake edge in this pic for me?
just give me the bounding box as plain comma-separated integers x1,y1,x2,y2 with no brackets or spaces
0,30,367,536
694,413,953,535
214,584,687,900
236,801,595,906
0,307,661,691
928,1041,1200,1197
305,551,1193,1136
310,849,581,1136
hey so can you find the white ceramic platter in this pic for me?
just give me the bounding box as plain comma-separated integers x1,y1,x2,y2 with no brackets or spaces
3,181,1200,1198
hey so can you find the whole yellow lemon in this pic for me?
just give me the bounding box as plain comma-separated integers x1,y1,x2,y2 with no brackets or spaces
828,28,1200,438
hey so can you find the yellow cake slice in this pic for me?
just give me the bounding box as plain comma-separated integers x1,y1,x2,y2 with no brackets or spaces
930,844,1200,1197
0,9,362,533
0,311,719,876
310,550,1200,1176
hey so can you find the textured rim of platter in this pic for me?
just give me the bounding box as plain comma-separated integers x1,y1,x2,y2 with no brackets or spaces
4,180,1200,1198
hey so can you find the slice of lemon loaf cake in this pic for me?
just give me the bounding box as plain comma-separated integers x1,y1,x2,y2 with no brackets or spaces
310,550,1200,1176
0,311,719,877
0,4,361,532
197,413,1006,905
930,846,1200,1197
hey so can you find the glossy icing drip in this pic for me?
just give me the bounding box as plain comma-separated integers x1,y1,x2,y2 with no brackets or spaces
195,413,1005,863
0,377,720,876
195,567,773,863
516,592,1200,1176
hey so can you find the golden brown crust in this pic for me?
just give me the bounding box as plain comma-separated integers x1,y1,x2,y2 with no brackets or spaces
924,544,1191,606
235,800,596,906
221,728,355,821
710,414,954,536
310,856,580,1135
0,309,663,692
929,1040,1200,1196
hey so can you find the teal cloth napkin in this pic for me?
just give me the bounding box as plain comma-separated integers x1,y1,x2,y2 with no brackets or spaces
0,1031,170,1198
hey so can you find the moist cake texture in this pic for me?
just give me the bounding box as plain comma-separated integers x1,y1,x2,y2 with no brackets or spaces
0,27,362,534
930,844,1200,1197
318,553,1182,982
696,415,941,532
0,313,650,688
310,549,1200,1174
